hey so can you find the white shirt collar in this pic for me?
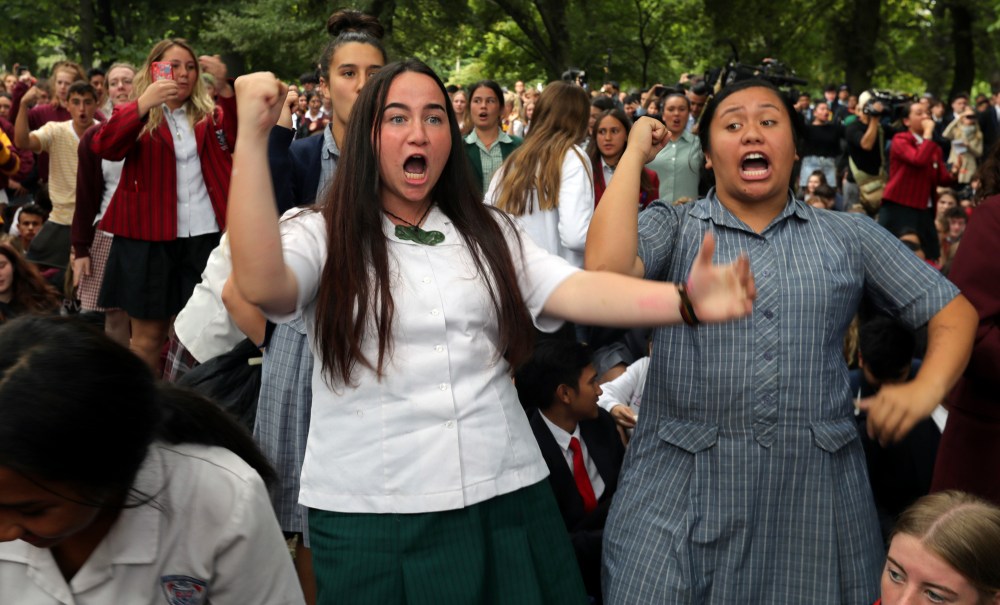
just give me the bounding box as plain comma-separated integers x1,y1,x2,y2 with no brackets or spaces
539,410,581,453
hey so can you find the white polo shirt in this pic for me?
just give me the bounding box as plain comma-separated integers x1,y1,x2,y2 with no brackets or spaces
270,206,579,514
0,443,305,605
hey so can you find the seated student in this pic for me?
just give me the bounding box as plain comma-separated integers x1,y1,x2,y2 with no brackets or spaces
851,316,945,539
807,183,838,210
7,203,45,255
0,316,305,604
875,491,1000,605
514,340,625,603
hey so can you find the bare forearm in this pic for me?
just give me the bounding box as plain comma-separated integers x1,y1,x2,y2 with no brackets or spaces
222,275,268,345
860,120,878,151
13,109,37,151
227,133,297,313
914,295,978,400
544,270,681,327
585,148,645,276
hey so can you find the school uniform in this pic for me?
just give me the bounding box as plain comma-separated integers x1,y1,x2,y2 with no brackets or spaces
90,97,235,319
0,443,304,605
269,206,588,604
530,409,626,601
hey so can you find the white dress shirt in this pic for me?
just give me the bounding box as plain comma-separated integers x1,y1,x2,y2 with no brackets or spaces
539,412,606,500
269,206,579,514
163,106,218,237
485,145,595,268
0,443,304,605
596,356,649,417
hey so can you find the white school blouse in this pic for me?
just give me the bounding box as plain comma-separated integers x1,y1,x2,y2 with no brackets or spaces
270,206,579,514
0,443,304,605
484,145,594,268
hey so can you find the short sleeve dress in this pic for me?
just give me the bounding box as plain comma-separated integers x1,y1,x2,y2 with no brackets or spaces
602,191,959,604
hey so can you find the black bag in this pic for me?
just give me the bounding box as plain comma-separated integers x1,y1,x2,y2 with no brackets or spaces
177,338,263,432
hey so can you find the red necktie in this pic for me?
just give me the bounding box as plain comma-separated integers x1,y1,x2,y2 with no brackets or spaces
569,437,598,513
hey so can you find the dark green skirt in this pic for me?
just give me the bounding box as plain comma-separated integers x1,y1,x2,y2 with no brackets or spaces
308,480,588,605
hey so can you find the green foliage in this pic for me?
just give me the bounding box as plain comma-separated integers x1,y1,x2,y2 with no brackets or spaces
3,0,1000,101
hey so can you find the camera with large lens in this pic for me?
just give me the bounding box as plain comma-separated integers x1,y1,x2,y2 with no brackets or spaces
862,89,913,120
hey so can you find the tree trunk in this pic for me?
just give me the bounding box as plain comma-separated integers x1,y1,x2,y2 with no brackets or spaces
834,0,881,93
949,1,975,98
79,0,95,67
490,0,570,80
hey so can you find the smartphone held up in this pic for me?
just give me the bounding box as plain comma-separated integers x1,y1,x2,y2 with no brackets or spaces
151,62,173,82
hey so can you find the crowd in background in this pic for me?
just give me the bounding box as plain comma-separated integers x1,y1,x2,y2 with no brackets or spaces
1,8,999,605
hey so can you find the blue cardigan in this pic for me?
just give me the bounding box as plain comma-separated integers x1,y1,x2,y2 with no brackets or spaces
268,126,325,214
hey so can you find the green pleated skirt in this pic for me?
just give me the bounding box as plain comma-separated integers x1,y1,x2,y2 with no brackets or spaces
308,480,588,605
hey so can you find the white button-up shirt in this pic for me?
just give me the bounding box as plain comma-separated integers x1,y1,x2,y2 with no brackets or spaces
0,444,304,605
485,145,594,268
539,412,606,500
164,106,218,237
271,207,579,514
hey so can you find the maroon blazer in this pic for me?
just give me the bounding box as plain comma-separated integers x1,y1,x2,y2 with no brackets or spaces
932,195,1000,505
882,131,955,210
72,125,106,258
591,156,660,209
90,95,236,241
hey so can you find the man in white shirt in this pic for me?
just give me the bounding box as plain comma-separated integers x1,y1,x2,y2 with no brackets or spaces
14,80,99,274
516,339,625,603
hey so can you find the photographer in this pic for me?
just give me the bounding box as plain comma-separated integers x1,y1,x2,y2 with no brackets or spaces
845,91,889,215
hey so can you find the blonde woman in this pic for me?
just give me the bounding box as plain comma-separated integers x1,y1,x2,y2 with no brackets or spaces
90,39,236,370
877,491,1000,605
486,81,593,267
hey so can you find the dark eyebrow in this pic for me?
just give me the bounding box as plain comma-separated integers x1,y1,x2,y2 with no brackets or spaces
719,102,782,117
385,102,448,113
0,500,44,509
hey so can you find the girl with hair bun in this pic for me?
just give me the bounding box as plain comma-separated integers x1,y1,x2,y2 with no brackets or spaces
269,8,386,212
877,491,1000,605
0,316,305,604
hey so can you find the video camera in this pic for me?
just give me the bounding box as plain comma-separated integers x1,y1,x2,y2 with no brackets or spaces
705,43,808,93
861,89,914,121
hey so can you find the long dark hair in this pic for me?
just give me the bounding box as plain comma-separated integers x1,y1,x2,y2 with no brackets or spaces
0,316,276,500
0,243,60,322
314,59,533,386
975,139,1000,201
586,108,657,202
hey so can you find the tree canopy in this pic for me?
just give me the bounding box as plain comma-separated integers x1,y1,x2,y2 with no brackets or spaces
2,0,999,99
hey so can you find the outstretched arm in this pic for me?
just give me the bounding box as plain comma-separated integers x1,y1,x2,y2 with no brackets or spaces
860,295,978,445
227,72,299,315
585,117,669,277
547,230,755,326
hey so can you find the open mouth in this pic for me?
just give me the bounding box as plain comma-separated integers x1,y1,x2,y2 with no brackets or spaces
403,155,427,180
740,152,771,178
477,112,489,121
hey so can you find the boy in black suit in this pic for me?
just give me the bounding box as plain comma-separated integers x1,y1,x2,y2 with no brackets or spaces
515,340,626,603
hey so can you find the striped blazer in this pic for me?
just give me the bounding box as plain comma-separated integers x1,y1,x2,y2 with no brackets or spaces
90,96,236,241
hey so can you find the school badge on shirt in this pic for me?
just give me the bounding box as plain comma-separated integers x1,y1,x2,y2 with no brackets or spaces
161,575,208,605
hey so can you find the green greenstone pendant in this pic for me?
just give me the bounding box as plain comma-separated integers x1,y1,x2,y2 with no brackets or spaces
395,225,445,246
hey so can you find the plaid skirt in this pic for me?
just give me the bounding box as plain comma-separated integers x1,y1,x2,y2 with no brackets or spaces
77,230,117,312
308,481,588,605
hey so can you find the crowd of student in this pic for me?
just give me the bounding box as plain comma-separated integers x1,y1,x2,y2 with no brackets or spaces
0,8,999,605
